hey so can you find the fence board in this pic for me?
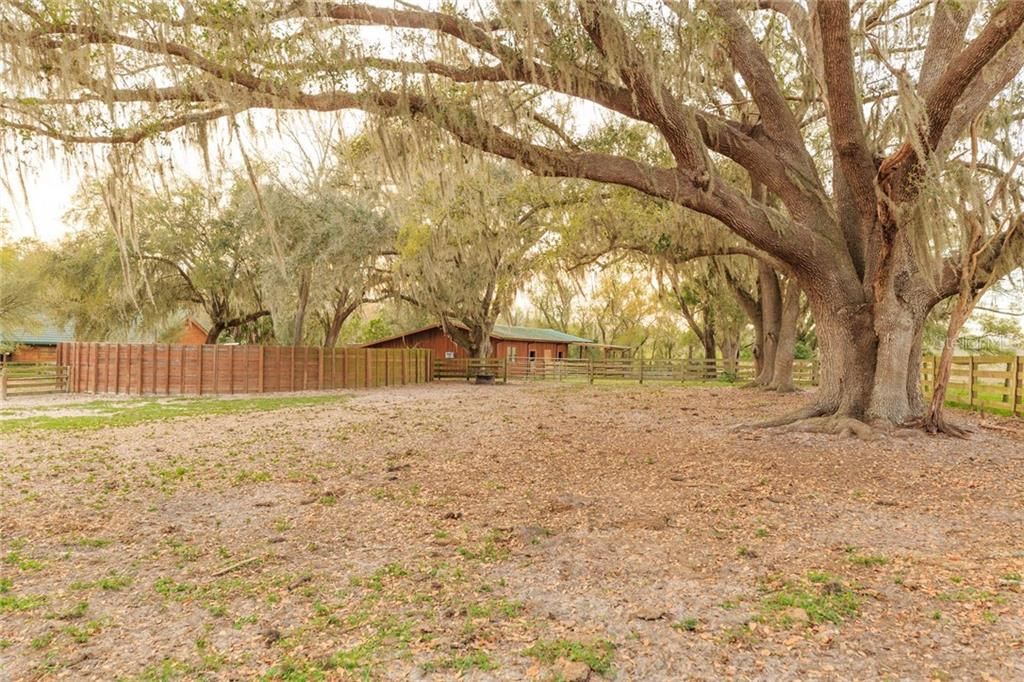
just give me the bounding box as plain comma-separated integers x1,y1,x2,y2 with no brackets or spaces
54,342,432,396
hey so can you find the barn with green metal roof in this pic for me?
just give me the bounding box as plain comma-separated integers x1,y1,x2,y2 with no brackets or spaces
0,319,75,363
361,322,594,361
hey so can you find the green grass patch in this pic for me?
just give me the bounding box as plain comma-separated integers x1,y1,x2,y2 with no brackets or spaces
4,551,44,571
672,618,700,632
423,650,497,673
153,577,197,600
523,639,616,676
71,574,132,591
264,639,387,680
848,553,889,567
65,537,112,549
455,530,511,563
0,593,48,612
937,587,1004,603
759,574,860,625
465,598,524,619
0,394,351,433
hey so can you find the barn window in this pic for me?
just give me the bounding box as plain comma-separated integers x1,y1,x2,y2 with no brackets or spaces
528,350,536,361
444,351,455,359
557,351,563,359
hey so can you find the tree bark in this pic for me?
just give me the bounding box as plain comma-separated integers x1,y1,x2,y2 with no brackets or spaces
768,279,800,393
292,273,310,347
718,334,740,376
924,297,973,436
701,311,717,379
756,264,782,386
323,295,360,349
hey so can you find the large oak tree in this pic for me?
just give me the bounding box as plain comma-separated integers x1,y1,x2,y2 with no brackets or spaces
4,0,1024,430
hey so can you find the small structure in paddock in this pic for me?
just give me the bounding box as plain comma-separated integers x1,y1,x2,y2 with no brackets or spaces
176,317,210,345
0,319,75,363
361,323,593,361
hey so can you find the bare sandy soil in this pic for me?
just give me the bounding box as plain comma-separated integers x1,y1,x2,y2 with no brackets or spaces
1,383,1023,681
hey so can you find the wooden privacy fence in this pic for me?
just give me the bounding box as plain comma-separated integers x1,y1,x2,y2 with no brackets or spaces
0,363,70,399
56,342,433,396
434,357,819,385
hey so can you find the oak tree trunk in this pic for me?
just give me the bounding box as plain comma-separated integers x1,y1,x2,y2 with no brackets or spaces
205,323,224,345
768,280,801,393
292,274,310,347
755,264,782,386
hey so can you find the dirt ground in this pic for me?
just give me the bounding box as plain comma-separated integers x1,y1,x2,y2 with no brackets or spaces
1,382,1023,681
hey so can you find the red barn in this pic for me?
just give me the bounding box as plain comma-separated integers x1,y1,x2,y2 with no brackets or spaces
361,323,592,361
176,318,209,345
0,320,75,363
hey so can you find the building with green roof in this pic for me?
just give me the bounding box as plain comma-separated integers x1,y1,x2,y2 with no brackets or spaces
0,319,75,362
361,321,626,360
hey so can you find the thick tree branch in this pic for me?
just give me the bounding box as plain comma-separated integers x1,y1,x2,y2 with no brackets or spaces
816,1,878,227
711,1,809,162
918,0,975,97
924,1,1024,150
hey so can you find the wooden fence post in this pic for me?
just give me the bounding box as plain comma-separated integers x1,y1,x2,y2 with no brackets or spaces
969,355,976,408
638,357,644,385
318,348,324,390
197,345,204,395
257,346,265,393
1004,358,1013,407
1012,355,1020,417
1,367,7,401
588,357,594,384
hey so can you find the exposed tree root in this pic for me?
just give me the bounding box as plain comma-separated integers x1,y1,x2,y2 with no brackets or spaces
739,401,972,441
740,404,896,441
779,415,884,441
739,404,830,430
904,415,972,439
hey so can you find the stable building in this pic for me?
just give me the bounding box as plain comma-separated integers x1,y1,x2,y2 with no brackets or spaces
0,320,75,363
361,323,593,360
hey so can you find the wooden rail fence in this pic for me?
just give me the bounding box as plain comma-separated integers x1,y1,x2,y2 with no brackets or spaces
434,357,818,385
55,342,433,396
434,354,1022,417
920,354,1022,416
0,363,70,399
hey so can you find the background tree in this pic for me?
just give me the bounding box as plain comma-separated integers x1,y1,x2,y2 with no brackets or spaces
238,181,394,347
391,157,562,358
45,225,141,340
72,178,270,344
0,233,49,328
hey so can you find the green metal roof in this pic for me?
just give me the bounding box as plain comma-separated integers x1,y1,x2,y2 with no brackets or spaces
0,320,75,345
491,324,592,344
